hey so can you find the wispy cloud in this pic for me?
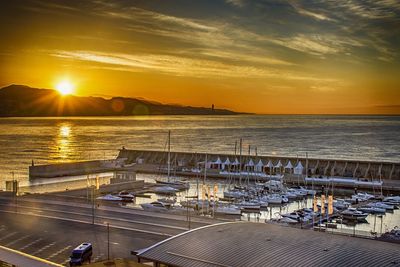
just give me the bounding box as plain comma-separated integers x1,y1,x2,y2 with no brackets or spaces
271,34,364,56
289,1,334,21
51,50,332,83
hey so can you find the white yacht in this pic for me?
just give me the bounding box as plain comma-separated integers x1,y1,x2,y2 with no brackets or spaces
141,201,171,212
96,194,123,201
340,208,368,221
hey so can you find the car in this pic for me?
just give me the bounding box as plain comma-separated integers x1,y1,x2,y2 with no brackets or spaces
69,243,93,266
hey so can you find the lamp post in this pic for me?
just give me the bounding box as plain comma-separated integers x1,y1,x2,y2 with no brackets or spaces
92,186,96,225
107,222,110,260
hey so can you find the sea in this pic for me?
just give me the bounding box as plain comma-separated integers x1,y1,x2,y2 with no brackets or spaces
1,115,399,188
0,115,399,236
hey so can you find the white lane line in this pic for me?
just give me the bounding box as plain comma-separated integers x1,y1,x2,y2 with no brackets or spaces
93,253,104,262
0,231,17,241
19,238,43,250
0,210,173,237
5,234,31,246
60,259,70,265
46,245,72,260
32,242,56,255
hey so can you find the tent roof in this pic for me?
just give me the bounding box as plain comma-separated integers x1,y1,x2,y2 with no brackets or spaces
295,161,304,169
213,157,222,164
246,159,254,166
285,161,293,169
265,160,274,168
223,158,231,164
274,160,283,168
256,159,264,167
231,158,240,165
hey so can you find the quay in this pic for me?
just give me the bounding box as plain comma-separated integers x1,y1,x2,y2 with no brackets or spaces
27,149,400,193
116,149,400,193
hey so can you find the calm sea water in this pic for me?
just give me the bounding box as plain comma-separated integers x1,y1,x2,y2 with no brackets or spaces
0,115,399,188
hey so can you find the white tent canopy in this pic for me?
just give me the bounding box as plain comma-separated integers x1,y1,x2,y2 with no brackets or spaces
274,160,283,168
255,159,264,172
246,159,255,167
265,160,274,168
213,157,222,164
284,161,293,169
231,158,240,165
222,158,231,170
256,159,264,167
294,161,304,175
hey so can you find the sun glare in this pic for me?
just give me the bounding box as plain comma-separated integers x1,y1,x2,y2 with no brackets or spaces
56,81,74,95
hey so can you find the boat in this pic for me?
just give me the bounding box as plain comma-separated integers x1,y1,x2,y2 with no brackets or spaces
340,208,368,221
366,202,395,211
223,190,248,199
140,201,171,212
351,192,375,202
261,194,288,204
269,217,298,225
157,197,177,204
154,130,190,190
378,227,400,243
214,205,241,215
155,180,190,190
357,206,386,214
236,200,262,211
152,186,178,195
383,196,400,204
96,194,123,201
333,199,351,210
118,191,135,202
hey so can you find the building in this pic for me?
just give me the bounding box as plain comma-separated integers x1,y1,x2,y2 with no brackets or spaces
136,222,400,267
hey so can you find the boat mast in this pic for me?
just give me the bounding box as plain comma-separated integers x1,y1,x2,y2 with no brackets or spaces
239,138,242,185
167,130,171,182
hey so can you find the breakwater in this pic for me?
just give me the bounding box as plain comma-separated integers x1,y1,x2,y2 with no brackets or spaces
117,149,400,181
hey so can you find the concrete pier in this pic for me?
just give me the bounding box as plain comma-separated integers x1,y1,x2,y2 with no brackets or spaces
118,149,400,180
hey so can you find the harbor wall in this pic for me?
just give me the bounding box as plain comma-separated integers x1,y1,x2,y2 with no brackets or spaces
29,159,125,179
117,149,400,181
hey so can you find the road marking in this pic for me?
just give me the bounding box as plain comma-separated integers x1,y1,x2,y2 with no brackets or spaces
0,231,17,241
5,234,31,246
0,244,63,266
110,242,119,245
0,210,173,237
46,245,72,260
19,238,43,250
32,242,56,255
93,253,104,262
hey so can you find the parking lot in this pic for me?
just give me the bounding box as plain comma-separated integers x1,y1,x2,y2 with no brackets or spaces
0,213,164,265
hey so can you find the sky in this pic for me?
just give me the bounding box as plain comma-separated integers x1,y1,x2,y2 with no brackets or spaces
0,0,399,114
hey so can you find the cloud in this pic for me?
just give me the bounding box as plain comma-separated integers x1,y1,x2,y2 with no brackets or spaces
51,50,332,83
271,34,364,56
225,0,246,8
289,1,334,21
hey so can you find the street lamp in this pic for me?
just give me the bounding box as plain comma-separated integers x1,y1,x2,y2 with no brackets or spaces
105,222,110,260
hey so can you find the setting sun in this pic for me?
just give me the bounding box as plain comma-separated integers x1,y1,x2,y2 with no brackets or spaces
56,81,74,95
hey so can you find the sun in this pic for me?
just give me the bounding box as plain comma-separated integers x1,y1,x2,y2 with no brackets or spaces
56,81,74,95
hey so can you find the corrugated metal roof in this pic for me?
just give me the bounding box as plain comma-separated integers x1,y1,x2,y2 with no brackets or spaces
138,222,400,267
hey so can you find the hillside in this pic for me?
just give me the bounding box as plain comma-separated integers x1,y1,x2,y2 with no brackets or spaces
0,85,240,116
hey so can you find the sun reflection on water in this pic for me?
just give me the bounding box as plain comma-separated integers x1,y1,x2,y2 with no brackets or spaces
56,123,74,160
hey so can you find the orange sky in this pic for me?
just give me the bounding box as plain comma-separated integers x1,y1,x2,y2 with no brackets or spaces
0,0,399,114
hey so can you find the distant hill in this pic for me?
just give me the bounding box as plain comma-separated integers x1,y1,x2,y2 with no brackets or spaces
0,85,240,116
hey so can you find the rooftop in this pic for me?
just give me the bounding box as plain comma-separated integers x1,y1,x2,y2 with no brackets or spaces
137,222,400,267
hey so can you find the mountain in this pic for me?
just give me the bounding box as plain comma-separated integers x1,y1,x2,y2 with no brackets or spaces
0,85,240,116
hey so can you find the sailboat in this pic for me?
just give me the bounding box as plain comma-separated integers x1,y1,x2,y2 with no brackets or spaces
155,130,189,190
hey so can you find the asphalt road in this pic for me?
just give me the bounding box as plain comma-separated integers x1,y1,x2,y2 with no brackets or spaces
0,196,219,265
0,212,164,265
